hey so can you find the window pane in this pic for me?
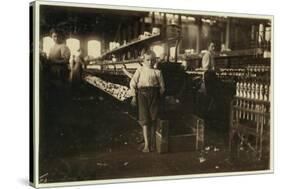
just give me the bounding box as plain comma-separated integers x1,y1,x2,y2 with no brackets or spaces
152,45,164,57
42,36,54,57
66,38,80,56
170,47,176,59
88,40,101,58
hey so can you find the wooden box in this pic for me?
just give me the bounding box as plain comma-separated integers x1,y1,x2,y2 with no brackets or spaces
156,115,204,153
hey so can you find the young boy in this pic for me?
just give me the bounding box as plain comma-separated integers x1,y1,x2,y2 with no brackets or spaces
130,49,165,152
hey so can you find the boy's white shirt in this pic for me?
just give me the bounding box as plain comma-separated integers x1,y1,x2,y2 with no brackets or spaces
130,66,165,96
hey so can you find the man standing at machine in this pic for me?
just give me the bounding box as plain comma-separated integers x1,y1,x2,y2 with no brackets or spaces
130,49,165,152
202,42,215,71
201,41,220,127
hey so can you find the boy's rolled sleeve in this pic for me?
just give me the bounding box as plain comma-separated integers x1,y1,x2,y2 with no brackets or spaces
129,68,140,96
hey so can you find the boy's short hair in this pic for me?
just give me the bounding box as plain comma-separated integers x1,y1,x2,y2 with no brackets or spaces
141,48,156,60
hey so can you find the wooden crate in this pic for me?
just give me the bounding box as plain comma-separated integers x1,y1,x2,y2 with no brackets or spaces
156,131,169,153
156,119,169,153
168,134,197,152
156,115,204,153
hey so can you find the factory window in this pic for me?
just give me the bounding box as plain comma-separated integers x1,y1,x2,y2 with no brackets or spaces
152,45,164,57
88,40,101,58
43,37,80,56
166,14,179,25
170,47,176,59
66,38,80,56
42,36,54,56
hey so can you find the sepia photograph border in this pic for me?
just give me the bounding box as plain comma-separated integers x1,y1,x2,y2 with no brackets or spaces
30,0,274,188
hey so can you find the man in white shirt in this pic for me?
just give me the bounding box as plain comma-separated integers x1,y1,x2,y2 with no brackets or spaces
202,42,215,71
200,42,220,127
